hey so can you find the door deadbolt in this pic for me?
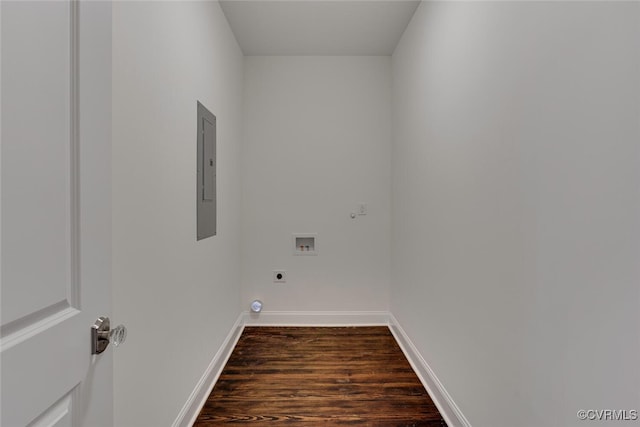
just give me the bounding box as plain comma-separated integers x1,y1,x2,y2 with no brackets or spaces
91,316,127,354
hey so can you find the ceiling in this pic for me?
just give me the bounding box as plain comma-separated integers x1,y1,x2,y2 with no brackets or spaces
219,0,421,56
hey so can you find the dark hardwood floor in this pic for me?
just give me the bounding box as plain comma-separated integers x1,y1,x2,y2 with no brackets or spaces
194,326,447,426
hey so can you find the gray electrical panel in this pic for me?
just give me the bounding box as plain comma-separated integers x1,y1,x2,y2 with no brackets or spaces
197,101,216,240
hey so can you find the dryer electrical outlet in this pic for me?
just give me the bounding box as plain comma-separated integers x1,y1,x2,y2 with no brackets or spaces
273,270,287,283
196,101,216,240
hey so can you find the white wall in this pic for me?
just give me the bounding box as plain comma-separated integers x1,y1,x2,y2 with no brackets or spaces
241,56,391,313
112,2,243,426
391,2,640,427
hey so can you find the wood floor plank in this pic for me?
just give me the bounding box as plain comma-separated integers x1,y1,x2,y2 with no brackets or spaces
194,327,447,426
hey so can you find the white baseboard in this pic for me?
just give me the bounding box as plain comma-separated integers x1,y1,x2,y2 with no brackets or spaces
388,314,471,427
171,313,245,427
243,310,390,326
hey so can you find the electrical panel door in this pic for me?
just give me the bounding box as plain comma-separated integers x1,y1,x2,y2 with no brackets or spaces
197,101,216,240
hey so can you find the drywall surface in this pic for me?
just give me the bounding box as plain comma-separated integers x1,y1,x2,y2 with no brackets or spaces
241,56,392,313
112,2,243,426
391,2,640,426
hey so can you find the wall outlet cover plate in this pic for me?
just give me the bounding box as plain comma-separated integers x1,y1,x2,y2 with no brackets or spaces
273,270,287,283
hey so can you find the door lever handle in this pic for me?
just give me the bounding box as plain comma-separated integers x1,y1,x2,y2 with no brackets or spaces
91,316,127,354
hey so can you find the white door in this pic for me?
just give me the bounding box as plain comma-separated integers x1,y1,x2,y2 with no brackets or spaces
1,1,114,426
